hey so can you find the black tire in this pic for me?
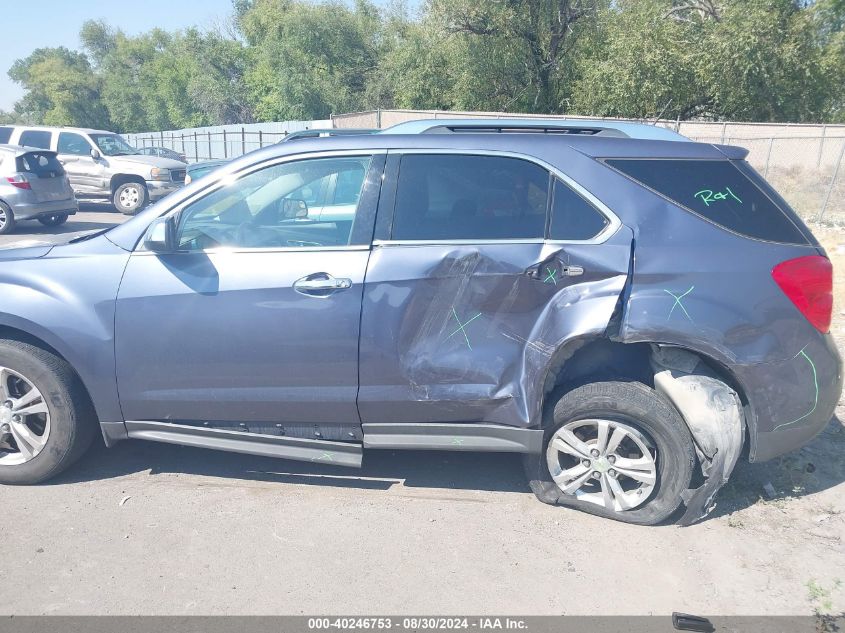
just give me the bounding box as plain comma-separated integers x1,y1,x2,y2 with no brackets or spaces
0,339,96,485
112,181,148,215
0,201,16,234
523,381,695,525
37,213,69,227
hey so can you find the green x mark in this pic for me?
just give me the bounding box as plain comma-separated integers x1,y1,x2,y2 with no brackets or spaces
314,451,335,462
451,438,465,445
664,286,694,322
543,267,558,285
445,307,483,350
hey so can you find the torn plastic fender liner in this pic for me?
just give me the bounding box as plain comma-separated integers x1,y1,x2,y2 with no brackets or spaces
650,345,745,525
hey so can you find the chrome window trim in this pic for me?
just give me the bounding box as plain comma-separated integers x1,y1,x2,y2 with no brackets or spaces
384,148,622,246
135,149,386,254
132,244,371,256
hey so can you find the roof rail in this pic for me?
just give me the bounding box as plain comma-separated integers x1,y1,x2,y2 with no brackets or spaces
379,118,688,142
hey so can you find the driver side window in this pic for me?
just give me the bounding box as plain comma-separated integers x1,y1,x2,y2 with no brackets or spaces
177,156,372,251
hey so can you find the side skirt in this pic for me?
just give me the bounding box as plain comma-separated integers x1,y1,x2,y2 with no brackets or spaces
124,420,362,468
362,423,543,453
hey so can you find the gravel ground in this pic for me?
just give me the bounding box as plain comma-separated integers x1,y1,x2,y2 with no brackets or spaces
0,214,843,616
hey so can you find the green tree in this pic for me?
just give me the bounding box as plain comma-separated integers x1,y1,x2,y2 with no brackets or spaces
7,47,110,127
238,0,383,120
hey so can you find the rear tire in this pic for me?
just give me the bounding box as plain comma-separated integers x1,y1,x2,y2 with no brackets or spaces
0,202,16,234
524,381,695,525
0,340,96,485
37,213,69,227
113,181,147,215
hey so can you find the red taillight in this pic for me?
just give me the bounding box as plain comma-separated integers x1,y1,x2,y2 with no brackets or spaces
6,175,31,190
772,255,833,333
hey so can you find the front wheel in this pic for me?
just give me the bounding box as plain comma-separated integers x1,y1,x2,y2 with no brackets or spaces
37,213,69,227
113,181,148,215
524,381,695,525
0,340,95,484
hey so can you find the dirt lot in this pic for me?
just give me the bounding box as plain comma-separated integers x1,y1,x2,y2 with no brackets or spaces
0,216,843,616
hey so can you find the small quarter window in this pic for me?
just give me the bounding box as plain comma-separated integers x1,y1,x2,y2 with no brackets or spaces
549,178,609,240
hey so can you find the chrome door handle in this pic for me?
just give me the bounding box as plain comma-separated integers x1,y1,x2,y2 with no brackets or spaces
293,273,352,296
561,265,584,277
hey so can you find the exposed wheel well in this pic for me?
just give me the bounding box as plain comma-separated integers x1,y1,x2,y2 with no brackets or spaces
110,174,146,195
0,325,99,426
541,338,751,435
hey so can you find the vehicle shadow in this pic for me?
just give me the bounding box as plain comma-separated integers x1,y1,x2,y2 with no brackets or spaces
51,438,532,495
49,416,845,517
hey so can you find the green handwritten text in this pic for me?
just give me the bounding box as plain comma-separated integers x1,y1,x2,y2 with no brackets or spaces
694,187,742,206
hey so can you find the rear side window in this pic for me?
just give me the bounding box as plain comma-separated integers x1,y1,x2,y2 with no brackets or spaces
16,152,65,177
0,127,12,143
550,178,609,240
392,154,548,241
57,132,91,156
18,130,52,150
606,158,807,244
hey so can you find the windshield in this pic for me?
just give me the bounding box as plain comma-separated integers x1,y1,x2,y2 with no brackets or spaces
89,134,139,156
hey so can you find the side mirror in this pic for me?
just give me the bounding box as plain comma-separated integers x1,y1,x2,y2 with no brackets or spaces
143,216,177,252
90,148,101,160
281,198,308,220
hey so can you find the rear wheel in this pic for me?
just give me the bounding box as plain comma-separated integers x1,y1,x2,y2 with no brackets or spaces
37,213,69,227
0,340,95,485
113,181,147,215
0,202,16,234
524,381,695,525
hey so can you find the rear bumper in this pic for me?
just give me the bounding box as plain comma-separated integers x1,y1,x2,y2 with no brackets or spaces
741,333,842,462
146,180,182,201
11,198,79,220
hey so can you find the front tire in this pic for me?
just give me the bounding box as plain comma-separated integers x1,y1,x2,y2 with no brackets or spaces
113,181,147,215
524,381,695,525
0,202,16,234
37,213,69,227
0,340,96,485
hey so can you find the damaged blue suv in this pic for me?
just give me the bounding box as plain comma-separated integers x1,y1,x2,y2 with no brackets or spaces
0,122,839,525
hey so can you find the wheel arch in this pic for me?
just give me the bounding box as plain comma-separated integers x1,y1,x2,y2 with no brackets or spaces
109,173,146,194
539,335,755,458
0,322,101,432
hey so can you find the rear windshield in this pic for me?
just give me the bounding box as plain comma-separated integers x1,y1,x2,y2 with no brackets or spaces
605,158,809,244
16,152,65,177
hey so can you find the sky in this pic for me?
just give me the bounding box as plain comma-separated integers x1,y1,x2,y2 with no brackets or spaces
0,0,237,111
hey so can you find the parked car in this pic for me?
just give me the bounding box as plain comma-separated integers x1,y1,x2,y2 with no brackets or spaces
0,145,78,234
0,128,839,526
0,126,186,215
184,158,230,184
138,146,188,163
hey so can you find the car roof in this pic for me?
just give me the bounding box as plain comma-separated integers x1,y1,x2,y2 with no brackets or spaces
186,158,230,171
379,118,688,142
7,125,114,135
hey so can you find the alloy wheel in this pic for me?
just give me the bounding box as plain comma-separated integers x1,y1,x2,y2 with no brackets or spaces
546,418,657,512
0,367,51,466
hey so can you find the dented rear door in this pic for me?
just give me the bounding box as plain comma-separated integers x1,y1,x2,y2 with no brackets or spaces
358,150,633,429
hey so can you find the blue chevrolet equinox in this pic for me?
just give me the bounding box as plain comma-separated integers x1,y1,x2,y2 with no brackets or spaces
0,122,840,525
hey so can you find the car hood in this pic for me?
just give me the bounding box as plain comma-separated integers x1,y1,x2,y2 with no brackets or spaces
108,155,186,170
0,240,54,260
